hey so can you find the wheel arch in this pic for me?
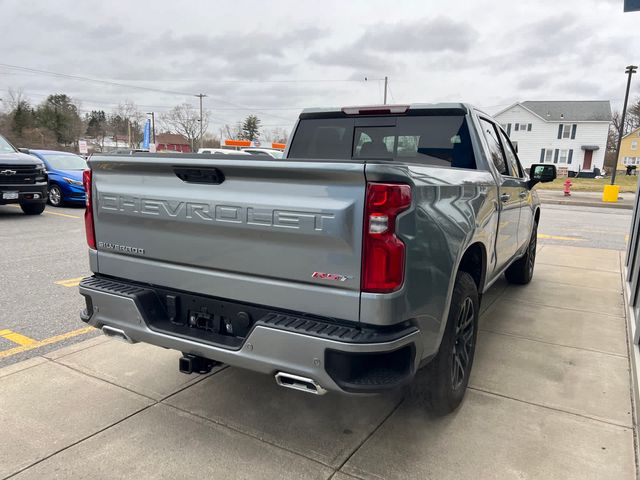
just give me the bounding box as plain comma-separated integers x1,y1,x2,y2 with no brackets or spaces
456,241,487,295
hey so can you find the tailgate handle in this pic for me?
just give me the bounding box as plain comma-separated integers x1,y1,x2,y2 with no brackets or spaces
174,167,224,184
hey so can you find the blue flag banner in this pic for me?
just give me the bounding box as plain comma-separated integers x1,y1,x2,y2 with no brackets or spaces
143,119,151,149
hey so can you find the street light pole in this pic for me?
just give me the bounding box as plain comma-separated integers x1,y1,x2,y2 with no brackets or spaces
196,93,207,150
146,112,156,145
612,65,638,185
383,76,388,105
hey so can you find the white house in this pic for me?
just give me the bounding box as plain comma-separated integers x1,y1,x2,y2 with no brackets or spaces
493,101,611,176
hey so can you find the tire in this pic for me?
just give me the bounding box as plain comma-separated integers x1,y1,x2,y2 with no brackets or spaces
408,271,479,415
48,185,64,207
505,221,538,285
20,202,45,215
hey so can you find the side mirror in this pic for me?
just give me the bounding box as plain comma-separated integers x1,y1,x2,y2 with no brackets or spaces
528,164,556,188
18,148,30,154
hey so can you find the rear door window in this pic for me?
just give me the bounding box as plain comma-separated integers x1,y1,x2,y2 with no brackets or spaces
479,118,508,176
288,114,476,169
498,130,523,178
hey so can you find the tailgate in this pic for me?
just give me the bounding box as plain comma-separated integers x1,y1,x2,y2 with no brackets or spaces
90,155,366,321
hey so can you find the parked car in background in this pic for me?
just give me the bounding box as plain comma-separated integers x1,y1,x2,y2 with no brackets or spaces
29,150,87,207
241,148,284,159
198,148,252,156
0,136,47,215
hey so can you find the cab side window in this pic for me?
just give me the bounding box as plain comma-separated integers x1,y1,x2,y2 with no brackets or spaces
480,118,508,175
498,129,523,178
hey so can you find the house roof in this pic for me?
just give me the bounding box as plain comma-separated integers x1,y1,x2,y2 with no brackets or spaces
622,126,640,140
156,133,189,145
521,101,612,122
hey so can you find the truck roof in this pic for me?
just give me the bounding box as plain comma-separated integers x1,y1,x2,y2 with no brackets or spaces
300,102,472,116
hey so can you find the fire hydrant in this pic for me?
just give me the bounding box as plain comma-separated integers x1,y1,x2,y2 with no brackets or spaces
563,178,572,196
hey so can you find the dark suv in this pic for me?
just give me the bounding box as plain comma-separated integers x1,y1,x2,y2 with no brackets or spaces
0,135,47,215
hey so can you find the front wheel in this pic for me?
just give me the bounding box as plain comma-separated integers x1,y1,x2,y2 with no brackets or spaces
20,202,45,215
48,185,64,207
505,221,538,285
408,271,479,415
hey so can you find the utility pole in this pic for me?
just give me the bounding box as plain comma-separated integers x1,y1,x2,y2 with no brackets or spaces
147,112,156,144
612,65,638,185
196,93,207,150
383,76,388,105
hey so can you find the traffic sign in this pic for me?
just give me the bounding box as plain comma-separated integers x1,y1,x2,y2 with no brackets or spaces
78,140,88,154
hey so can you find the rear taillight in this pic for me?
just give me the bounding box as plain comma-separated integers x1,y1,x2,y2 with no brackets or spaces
362,183,411,293
83,169,96,249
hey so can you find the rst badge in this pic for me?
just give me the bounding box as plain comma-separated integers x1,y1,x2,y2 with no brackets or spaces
312,271,353,282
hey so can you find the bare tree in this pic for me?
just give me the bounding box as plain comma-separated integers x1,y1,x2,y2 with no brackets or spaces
6,88,28,110
161,103,209,149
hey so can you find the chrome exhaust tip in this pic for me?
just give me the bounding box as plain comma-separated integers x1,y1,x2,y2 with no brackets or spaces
101,326,134,344
275,372,327,395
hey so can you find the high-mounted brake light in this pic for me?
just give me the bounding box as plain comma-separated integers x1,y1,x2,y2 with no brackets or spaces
342,104,409,115
362,183,411,293
83,169,96,249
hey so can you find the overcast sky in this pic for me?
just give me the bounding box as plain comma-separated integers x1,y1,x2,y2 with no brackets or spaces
1,0,638,136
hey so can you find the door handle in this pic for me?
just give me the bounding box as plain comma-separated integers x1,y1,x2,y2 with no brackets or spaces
500,193,510,202
519,191,527,198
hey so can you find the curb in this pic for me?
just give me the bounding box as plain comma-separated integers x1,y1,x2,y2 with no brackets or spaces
540,199,634,210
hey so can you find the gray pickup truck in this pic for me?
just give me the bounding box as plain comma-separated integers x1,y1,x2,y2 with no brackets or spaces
78,103,556,414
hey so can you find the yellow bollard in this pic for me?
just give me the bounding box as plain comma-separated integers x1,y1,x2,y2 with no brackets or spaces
603,184,620,202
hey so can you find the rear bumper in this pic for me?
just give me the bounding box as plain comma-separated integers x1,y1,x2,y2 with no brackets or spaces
79,275,423,394
0,182,47,205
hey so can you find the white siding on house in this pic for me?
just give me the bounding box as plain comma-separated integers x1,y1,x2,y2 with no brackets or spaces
494,105,609,173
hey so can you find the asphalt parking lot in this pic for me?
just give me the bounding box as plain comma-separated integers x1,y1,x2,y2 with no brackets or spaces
0,201,633,369
0,204,96,368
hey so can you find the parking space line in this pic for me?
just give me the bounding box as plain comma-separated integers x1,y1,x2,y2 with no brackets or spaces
55,277,85,288
0,329,36,346
44,210,82,219
0,326,95,359
5,204,81,219
537,233,585,241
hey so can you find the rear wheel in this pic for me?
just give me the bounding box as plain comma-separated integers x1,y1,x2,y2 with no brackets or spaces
48,185,64,207
408,271,479,415
505,221,538,285
20,202,45,215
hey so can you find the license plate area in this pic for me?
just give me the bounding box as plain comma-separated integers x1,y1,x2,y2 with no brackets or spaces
2,192,18,200
144,288,273,349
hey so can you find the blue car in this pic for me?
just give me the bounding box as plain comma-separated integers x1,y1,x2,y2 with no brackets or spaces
29,150,87,207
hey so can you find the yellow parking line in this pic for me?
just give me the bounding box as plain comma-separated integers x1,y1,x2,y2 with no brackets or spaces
55,277,85,288
0,326,95,359
45,210,82,219
537,233,585,241
5,204,81,219
0,329,36,346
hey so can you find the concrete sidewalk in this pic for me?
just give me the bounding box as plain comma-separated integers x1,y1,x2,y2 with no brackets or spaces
0,245,635,479
537,189,636,210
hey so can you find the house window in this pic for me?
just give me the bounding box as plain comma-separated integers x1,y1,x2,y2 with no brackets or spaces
519,123,527,131
558,149,569,164
544,149,553,163
562,125,572,138
632,140,638,151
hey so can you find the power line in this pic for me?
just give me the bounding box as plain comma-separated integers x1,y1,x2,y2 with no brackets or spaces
0,63,195,97
0,63,296,122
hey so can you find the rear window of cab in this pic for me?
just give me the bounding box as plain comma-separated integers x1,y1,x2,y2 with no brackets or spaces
288,114,475,169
